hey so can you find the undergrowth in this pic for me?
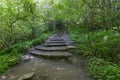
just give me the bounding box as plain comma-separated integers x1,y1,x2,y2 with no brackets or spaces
89,58,120,80
70,28,120,80
0,33,51,74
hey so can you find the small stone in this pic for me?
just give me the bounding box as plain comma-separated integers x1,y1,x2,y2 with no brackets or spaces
1,75,7,79
18,72,35,80
30,56,34,59
67,46,76,49
56,67,63,71
22,55,31,61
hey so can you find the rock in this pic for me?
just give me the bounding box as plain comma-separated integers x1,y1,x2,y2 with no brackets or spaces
67,46,76,49
21,55,34,61
1,75,7,80
30,56,34,59
18,72,35,80
21,55,30,61
56,67,63,71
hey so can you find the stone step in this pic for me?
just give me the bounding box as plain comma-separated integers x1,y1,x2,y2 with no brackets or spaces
35,46,69,51
45,40,65,43
35,46,76,51
30,50,71,59
49,37,64,41
43,43,67,47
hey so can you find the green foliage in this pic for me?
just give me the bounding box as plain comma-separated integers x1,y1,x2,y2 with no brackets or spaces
39,0,120,79
31,33,51,46
0,41,32,55
89,58,120,80
0,0,47,50
1,0,120,79
0,50,21,74
91,30,120,63
0,33,50,74
69,27,88,42
70,29,120,79
0,0,51,75
71,29,120,63
69,28,90,56
0,33,51,54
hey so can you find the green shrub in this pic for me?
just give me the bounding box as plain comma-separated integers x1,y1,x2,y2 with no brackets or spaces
0,33,51,74
0,50,21,74
91,30,120,63
89,58,120,80
71,30,120,63
0,33,51,54
0,41,33,54
69,28,120,79
32,33,50,46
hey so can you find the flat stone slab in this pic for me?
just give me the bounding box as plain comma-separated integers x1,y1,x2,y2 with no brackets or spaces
49,37,64,41
30,50,71,59
43,43,67,47
18,72,35,80
35,45,76,51
45,40,65,43
35,46,69,51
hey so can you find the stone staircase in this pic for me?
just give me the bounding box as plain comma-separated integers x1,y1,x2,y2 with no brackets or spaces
29,34,76,59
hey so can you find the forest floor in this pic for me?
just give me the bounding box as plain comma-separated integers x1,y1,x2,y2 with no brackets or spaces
0,33,93,80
